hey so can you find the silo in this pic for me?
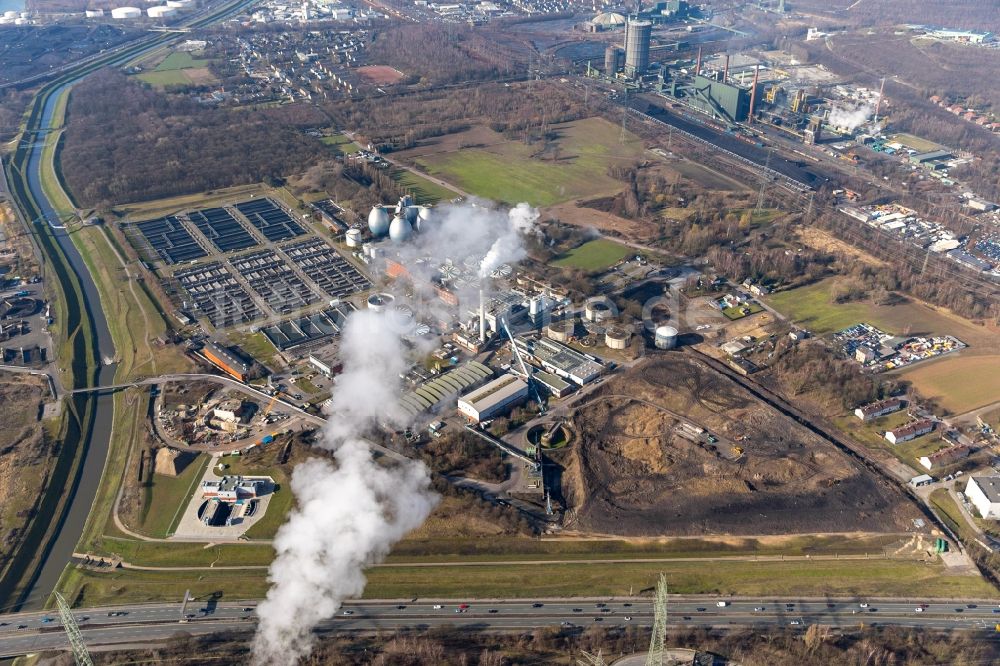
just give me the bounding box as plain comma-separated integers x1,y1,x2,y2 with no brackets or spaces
624,19,652,78
415,206,433,232
361,242,374,258
388,215,412,242
147,5,177,17
366,293,395,312
654,325,678,350
584,297,615,322
605,326,632,350
111,6,143,18
546,318,575,342
345,228,363,247
367,206,390,236
604,45,624,74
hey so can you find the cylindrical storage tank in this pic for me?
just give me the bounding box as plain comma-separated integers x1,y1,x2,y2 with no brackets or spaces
166,0,192,7
147,5,177,17
345,228,363,247
361,242,374,258
13,16,27,23
366,292,395,312
605,326,632,350
624,19,652,77
388,215,412,242
546,318,575,343
654,325,678,350
604,45,623,74
367,206,390,237
111,6,143,18
584,297,615,322
85,8,105,16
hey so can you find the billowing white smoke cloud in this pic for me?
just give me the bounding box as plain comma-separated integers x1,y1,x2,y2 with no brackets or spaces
252,310,438,665
252,200,538,665
828,103,873,131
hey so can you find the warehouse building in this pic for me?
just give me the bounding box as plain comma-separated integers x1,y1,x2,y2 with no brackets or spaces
513,337,604,385
457,373,529,422
533,370,573,398
399,361,493,417
203,342,251,382
965,476,1000,519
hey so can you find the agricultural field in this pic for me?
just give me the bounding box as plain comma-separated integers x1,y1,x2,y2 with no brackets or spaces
398,117,644,207
900,355,1000,414
390,168,459,204
551,238,631,271
136,50,215,88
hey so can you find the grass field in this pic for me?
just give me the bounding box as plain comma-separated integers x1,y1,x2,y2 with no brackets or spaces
899,355,1000,414
135,454,209,538
888,133,945,153
552,238,630,271
228,331,280,369
832,411,944,471
54,556,994,607
136,70,192,87
390,168,459,204
155,51,209,71
409,117,644,206
722,303,764,320
320,133,363,156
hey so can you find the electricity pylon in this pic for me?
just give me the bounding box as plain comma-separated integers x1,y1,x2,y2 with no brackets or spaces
55,592,94,666
578,649,608,666
644,573,669,666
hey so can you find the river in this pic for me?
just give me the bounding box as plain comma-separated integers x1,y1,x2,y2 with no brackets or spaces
18,81,118,610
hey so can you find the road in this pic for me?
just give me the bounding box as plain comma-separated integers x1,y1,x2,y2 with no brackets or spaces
2,597,999,658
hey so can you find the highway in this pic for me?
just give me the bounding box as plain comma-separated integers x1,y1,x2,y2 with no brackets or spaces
2,597,1000,657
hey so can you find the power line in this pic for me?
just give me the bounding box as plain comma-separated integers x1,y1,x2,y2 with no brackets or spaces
55,591,94,666
644,573,669,666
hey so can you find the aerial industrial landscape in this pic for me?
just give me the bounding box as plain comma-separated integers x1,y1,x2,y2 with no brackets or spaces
0,0,999,663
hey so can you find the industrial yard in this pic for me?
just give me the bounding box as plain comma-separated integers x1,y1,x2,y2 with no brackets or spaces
563,355,925,536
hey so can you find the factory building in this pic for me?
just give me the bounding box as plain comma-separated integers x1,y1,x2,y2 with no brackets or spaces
457,373,530,422
399,361,494,417
966,477,1000,519
623,18,652,78
514,337,604,386
532,370,573,398
201,476,263,502
668,75,758,123
203,342,251,382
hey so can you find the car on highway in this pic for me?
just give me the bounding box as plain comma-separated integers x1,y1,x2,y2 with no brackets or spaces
915,607,924,612
992,609,1000,614
682,616,691,620
433,605,443,610
695,608,706,612
595,603,606,608
185,614,196,619
396,605,407,610
753,607,765,612
242,607,254,612
458,604,469,610
623,603,632,608
624,616,632,621
532,603,543,608
488,609,498,614
593,617,603,622
790,620,801,626
17,625,27,630
40,617,54,623
572,608,582,613
107,611,127,617
342,610,354,616
560,621,572,626
859,603,869,608
454,609,466,614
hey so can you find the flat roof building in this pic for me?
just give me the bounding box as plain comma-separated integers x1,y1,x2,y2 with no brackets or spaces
203,342,251,382
966,476,1000,519
202,475,262,502
533,370,573,398
457,373,529,422
513,337,604,386
399,361,493,417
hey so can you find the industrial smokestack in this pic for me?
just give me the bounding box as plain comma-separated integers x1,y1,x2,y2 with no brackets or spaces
747,65,760,124
479,288,486,343
873,77,885,124
723,54,729,83
695,47,702,76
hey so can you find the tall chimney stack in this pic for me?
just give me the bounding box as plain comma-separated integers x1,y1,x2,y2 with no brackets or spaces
695,47,702,77
873,77,886,124
723,54,729,83
747,65,760,124
479,288,487,344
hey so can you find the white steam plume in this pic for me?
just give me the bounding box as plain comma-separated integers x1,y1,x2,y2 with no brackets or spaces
828,103,873,131
479,202,539,279
252,309,438,665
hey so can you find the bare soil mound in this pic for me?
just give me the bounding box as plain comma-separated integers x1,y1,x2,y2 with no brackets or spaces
564,355,922,536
